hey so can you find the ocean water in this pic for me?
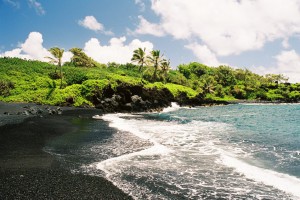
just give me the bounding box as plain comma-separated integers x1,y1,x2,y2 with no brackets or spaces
45,104,300,199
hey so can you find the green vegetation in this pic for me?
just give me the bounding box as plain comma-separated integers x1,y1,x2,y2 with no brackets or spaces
0,48,299,107
45,47,64,88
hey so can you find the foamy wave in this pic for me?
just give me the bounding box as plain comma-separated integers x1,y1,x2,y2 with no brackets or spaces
220,152,300,199
89,111,294,199
93,143,171,175
161,102,181,113
101,113,153,141
92,114,102,119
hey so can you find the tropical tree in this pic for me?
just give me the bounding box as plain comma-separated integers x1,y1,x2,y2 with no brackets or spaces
215,65,237,86
147,50,164,80
265,74,289,85
201,75,217,95
46,47,64,88
69,48,97,68
131,47,146,72
161,59,171,81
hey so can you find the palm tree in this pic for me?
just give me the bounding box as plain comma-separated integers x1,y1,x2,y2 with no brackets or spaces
203,76,216,94
131,47,146,72
46,47,64,89
161,59,170,81
147,50,164,80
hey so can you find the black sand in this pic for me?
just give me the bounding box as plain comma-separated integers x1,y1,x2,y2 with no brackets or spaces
0,104,132,200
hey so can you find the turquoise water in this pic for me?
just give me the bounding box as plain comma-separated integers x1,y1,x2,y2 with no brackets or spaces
46,104,300,199
159,104,300,177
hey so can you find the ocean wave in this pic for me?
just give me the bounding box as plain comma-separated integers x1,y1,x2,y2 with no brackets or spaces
219,151,300,199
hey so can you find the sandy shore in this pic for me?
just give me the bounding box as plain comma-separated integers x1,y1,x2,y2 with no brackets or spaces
0,103,132,199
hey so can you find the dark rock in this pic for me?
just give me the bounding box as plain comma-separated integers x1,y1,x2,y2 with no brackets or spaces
23,110,30,116
65,97,74,105
131,95,142,104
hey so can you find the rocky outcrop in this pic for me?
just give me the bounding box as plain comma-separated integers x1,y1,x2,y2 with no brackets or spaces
3,106,63,116
89,83,229,113
92,84,174,113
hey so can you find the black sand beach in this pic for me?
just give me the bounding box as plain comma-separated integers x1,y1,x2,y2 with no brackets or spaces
0,103,132,199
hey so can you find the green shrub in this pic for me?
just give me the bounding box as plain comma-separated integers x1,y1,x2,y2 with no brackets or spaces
65,70,88,85
48,72,61,80
288,91,300,101
0,80,14,97
167,70,188,85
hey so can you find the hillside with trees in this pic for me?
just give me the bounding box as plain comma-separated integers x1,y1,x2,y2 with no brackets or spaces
0,47,299,112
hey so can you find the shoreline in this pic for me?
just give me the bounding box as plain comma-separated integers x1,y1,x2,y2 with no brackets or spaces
0,103,133,199
1,100,299,199
228,99,300,104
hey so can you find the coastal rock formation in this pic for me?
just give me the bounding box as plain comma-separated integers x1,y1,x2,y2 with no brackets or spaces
93,84,174,112
3,106,63,116
85,83,230,113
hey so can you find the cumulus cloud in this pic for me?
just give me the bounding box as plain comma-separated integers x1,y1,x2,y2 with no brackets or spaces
135,0,300,57
78,16,113,35
28,0,45,15
1,32,50,60
1,32,154,66
0,32,71,63
252,50,300,83
131,16,165,37
185,43,223,66
84,36,154,64
21,32,49,60
274,50,300,83
2,48,28,59
79,16,103,32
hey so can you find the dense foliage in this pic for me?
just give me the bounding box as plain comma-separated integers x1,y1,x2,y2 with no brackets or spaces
0,54,299,107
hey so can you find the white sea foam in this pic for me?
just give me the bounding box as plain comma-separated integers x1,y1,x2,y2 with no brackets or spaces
89,112,294,199
92,114,102,119
220,152,300,199
161,102,181,113
94,143,171,175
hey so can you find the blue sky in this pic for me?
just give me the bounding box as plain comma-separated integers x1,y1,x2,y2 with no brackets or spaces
1,0,300,82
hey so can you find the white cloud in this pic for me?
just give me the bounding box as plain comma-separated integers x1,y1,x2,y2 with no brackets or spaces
78,16,113,35
274,50,300,83
0,32,72,64
185,43,222,67
28,0,45,15
61,52,73,64
136,0,300,56
1,32,50,61
84,36,154,64
3,0,20,9
132,16,165,37
1,32,154,66
2,48,30,59
282,38,290,49
134,0,145,11
253,50,300,83
21,32,49,60
79,16,103,32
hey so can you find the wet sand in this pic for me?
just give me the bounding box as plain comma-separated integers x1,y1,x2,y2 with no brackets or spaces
0,103,132,199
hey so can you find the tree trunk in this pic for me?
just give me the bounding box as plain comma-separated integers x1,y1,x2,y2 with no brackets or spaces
153,66,157,81
139,62,143,72
60,65,62,89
